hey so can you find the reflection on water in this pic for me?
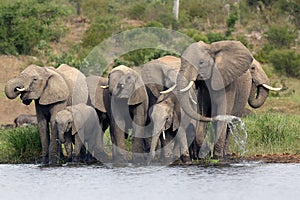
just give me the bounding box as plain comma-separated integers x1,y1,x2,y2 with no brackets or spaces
0,163,299,200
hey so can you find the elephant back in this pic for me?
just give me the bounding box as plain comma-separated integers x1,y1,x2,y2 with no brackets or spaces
56,64,88,106
142,56,180,98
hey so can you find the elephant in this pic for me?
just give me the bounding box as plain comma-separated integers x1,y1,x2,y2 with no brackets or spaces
106,65,150,164
174,40,281,160
14,114,37,127
147,92,197,165
5,64,88,165
55,103,105,163
142,55,180,100
86,75,111,137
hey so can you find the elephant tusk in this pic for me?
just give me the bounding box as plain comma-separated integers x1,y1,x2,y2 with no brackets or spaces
162,131,166,140
16,87,26,92
189,91,197,105
262,84,282,91
160,84,176,94
100,85,109,89
180,81,194,92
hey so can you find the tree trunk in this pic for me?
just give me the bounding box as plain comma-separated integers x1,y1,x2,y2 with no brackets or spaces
173,0,179,20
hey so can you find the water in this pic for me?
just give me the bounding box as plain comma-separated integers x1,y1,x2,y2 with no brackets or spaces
214,115,248,155
1,163,299,200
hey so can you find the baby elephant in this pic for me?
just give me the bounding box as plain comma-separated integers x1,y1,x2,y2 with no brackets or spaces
14,114,37,127
55,103,106,163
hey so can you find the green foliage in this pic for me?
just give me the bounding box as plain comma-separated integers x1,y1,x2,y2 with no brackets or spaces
225,3,239,37
128,2,146,20
0,0,71,55
184,29,208,42
81,16,120,49
243,112,300,155
268,49,300,78
265,25,298,49
206,32,227,43
0,126,42,164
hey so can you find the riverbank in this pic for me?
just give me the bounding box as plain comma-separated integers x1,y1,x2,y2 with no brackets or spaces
1,111,299,165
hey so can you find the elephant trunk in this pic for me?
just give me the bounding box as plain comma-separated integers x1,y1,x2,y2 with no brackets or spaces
176,72,213,122
248,83,269,108
5,78,23,99
58,126,66,143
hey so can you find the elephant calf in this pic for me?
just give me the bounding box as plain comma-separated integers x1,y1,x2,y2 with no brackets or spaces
55,103,106,163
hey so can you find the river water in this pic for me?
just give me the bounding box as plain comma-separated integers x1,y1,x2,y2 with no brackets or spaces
0,162,299,200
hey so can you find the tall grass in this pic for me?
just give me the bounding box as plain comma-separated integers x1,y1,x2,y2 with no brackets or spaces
0,126,41,164
240,112,300,156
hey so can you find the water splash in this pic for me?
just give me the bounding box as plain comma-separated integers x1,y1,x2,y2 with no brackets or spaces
214,115,248,155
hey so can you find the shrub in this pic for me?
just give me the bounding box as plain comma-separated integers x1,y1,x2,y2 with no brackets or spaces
0,0,71,55
128,2,146,20
206,32,227,43
265,24,298,49
268,49,300,78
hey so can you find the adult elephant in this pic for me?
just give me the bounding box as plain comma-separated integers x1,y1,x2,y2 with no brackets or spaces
142,55,180,100
86,75,111,138
107,65,150,164
5,64,88,165
175,40,280,160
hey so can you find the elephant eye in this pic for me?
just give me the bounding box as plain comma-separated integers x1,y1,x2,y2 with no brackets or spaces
33,76,38,81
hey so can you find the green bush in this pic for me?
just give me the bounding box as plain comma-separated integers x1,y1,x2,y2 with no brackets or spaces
265,24,298,49
0,0,71,55
0,126,42,164
268,49,300,78
128,2,146,20
206,32,227,43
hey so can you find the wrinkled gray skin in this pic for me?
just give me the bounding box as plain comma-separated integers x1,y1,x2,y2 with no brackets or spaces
176,40,275,159
5,64,88,165
55,103,105,163
14,114,37,127
147,92,197,165
86,75,110,138
108,65,149,164
142,55,180,100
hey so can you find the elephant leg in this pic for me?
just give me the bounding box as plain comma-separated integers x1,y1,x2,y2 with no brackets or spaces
49,120,60,165
132,107,147,164
162,133,175,164
213,121,227,159
224,126,231,157
111,123,127,163
38,118,50,165
196,122,210,159
74,134,84,163
64,132,73,162
176,128,191,164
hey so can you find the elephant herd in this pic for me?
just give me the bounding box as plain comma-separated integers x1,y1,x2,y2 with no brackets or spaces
5,40,281,166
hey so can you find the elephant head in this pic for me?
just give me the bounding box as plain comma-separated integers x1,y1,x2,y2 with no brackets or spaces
109,65,147,105
5,64,69,105
142,56,180,98
177,40,254,121
248,59,281,108
55,108,74,143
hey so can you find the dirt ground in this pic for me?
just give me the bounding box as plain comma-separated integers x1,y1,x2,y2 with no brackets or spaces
0,55,36,125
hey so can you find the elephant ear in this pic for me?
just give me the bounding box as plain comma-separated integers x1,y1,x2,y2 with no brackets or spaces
39,68,69,105
128,74,147,105
95,77,109,113
142,60,165,98
210,41,253,91
70,106,84,136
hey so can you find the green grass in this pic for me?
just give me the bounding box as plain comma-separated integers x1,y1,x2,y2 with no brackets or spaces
0,126,41,164
230,112,300,156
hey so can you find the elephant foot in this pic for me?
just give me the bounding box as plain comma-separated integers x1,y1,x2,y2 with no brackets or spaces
180,155,192,164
